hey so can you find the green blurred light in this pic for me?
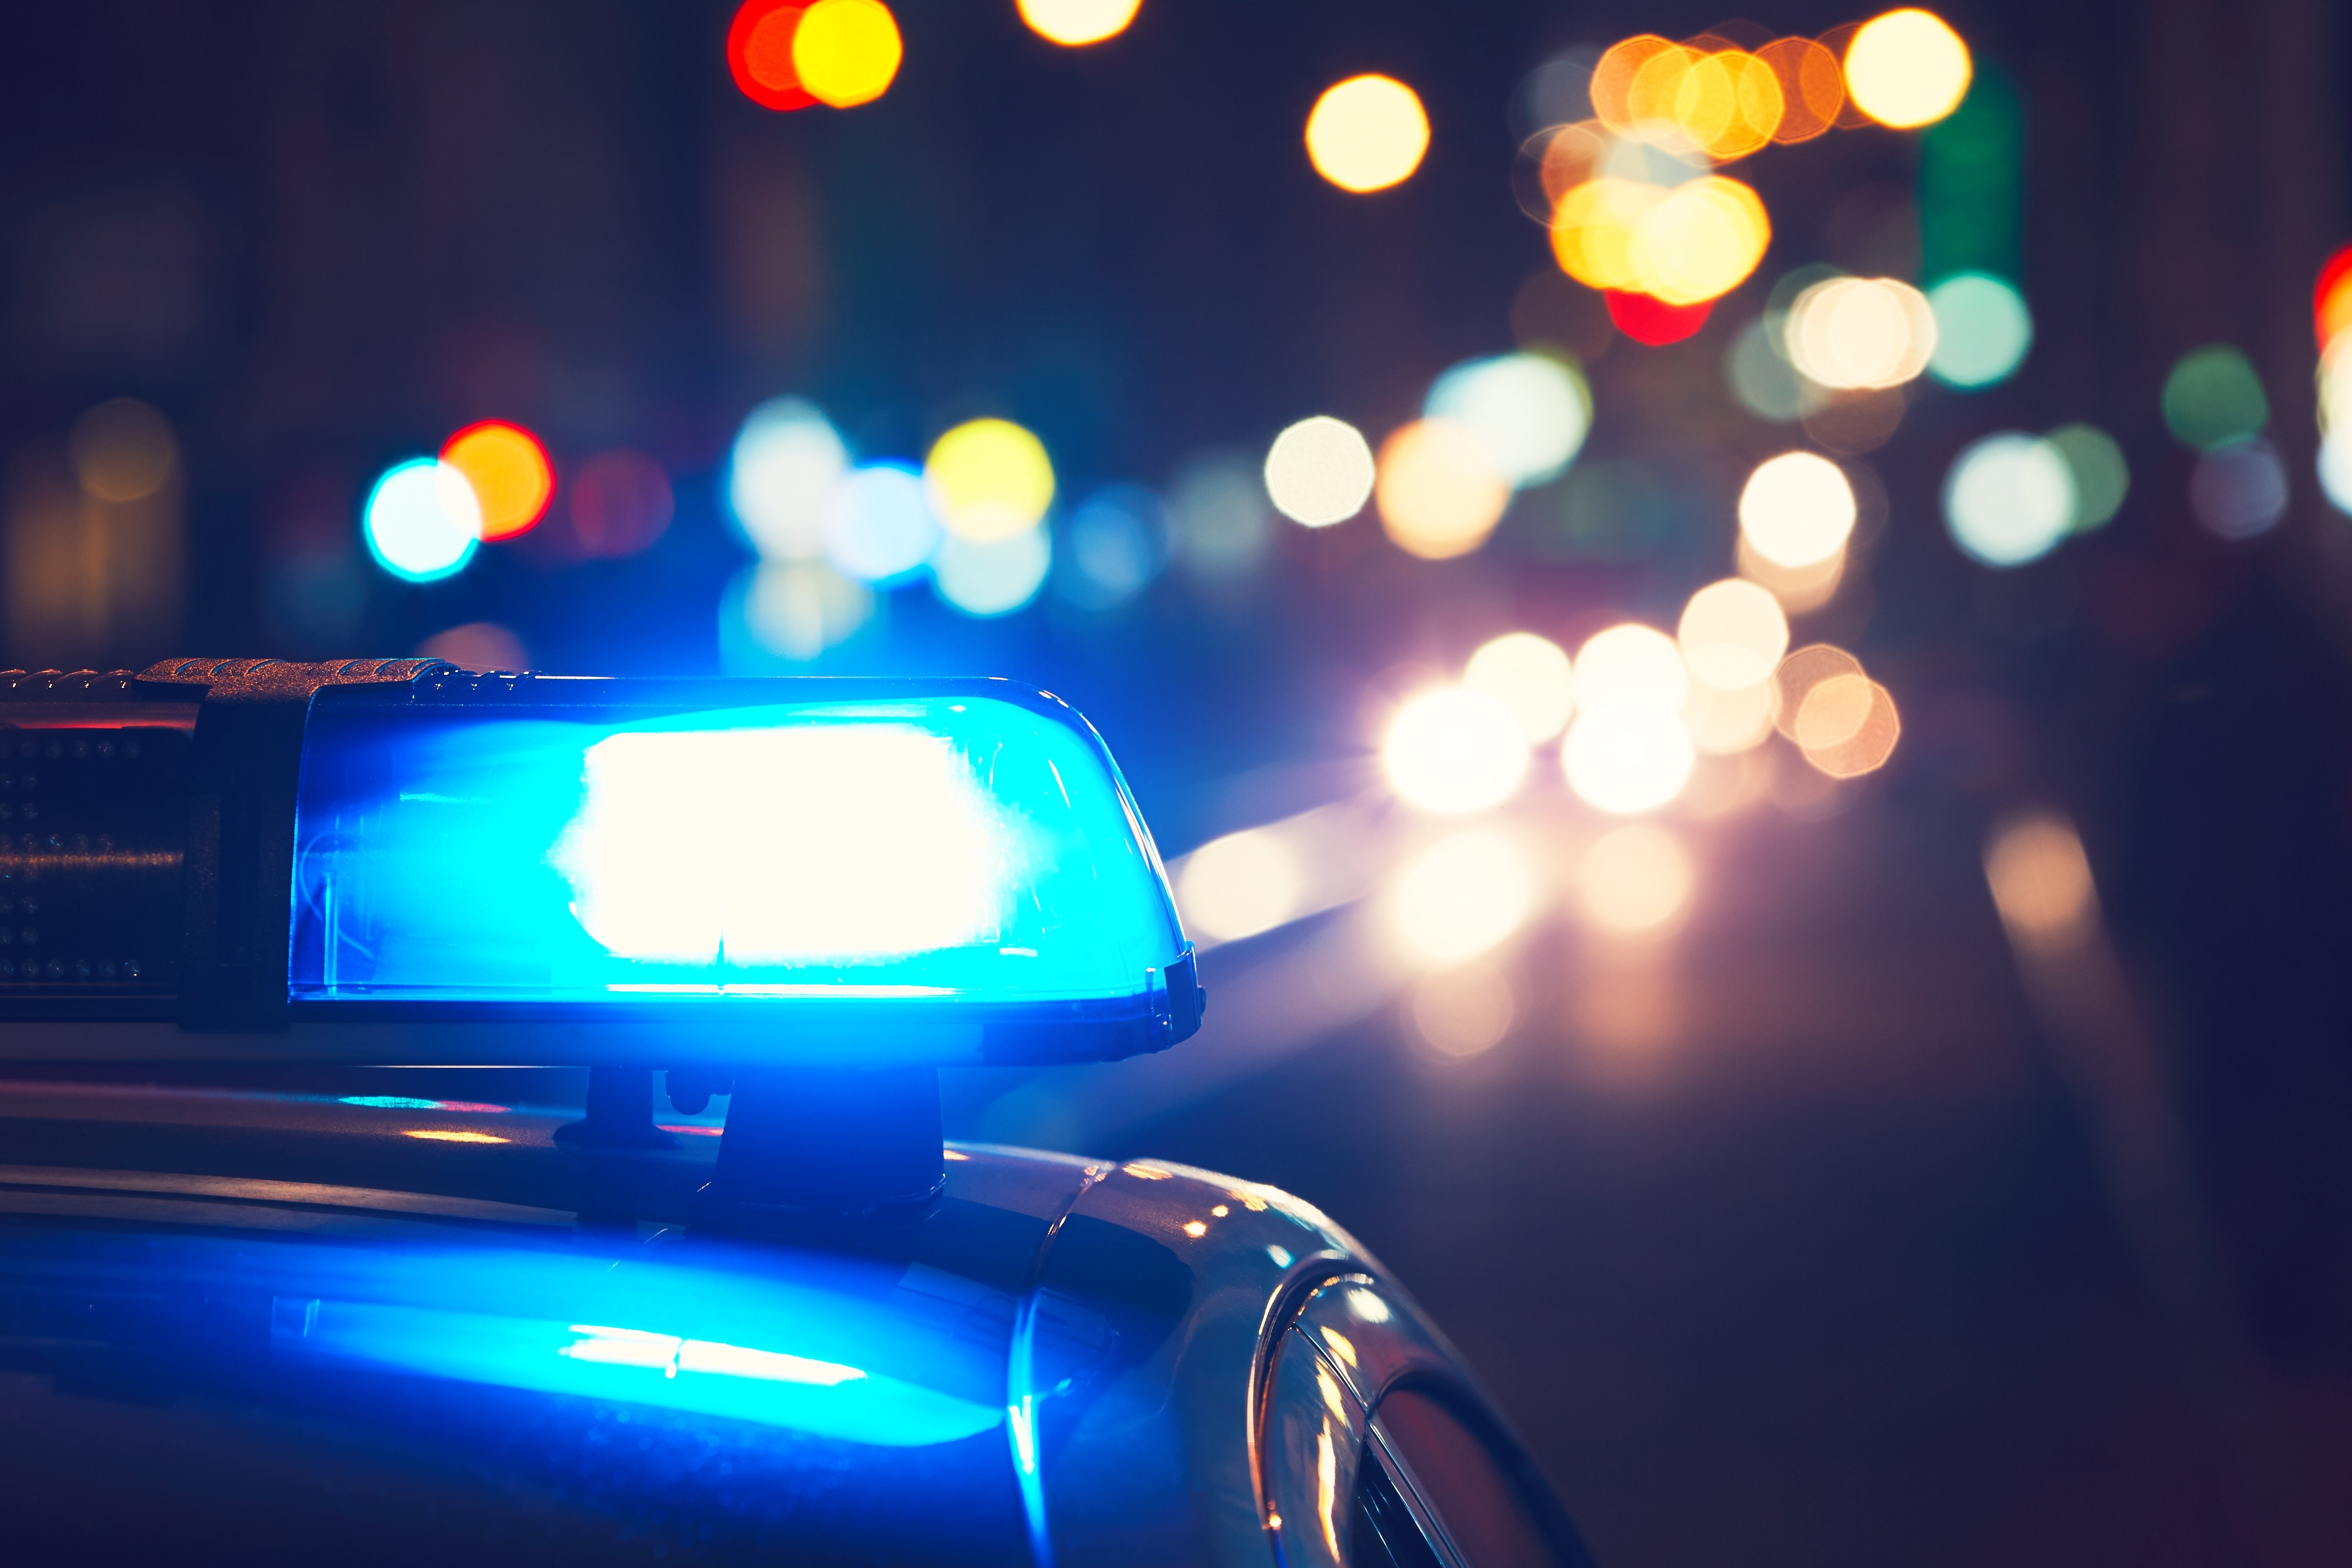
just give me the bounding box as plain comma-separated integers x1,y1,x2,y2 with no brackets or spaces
2046,423,2129,532
1926,273,2034,388
1920,66,2023,285
2161,345,2269,451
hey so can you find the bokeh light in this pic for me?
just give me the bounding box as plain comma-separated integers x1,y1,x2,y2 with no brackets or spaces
925,417,1055,542
1552,176,1770,307
418,621,528,673
2314,241,2352,350
1177,826,1304,945
1305,75,1430,194
1984,811,2098,951
1382,686,1530,815
1375,420,1511,560
1464,632,1575,743
1925,272,2033,388
1264,416,1376,527
738,559,873,659
1605,289,1713,347
730,397,849,560
440,421,553,541
1739,535,1846,615
1576,823,1693,935
1943,432,2074,566
67,398,177,502
1169,450,1273,580
1408,960,1518,1057
1726,317,1824,422
2188,439,2289,541
1016,0,1141,47
932,524,1050,616
1842,9,1972,129
1799,677,1901,778
792,0,901,108
1739,451,1856,568
2320,437,2352,517
727,0,815,112
1755,37,1844,142
1589,39,1785,160
1684,677,1778,753
2162,344,2268,451
1678,577,1790,690
1059,483,1168,609
364,459,480,583
570,450,675,558
821,461,937,583
1561,704,1694,815
1424,353,1591,488
1773,644,1864,742
2046,422,2129,532
1787,277,1936,389
1575,623,1688,712
1385,828,1538,968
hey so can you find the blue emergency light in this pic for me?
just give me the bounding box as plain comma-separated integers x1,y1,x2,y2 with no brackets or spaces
0,660,1203,1068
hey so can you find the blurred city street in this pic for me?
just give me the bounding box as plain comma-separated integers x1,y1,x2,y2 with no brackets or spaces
5,0,2352,1561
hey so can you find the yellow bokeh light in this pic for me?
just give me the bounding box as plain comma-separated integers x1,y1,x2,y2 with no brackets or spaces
1590,36,1786,161
1464,631,1575,742
442,422,554,541
793,0,903,109
1576,823,1693,935
1305,75,1430,194
1575,623,1687,712
1016,0,1141,47
1551,176,1769,306
924,418,1055,542
1739,452,1856,569
1787,277,1936,389
1375,420,1510,560
1385,828,1537,968
67,398,177,503
1678,577,1789,690
1843,9,1971,129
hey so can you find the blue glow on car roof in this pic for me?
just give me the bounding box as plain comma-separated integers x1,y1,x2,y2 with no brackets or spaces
287,688,1189,1019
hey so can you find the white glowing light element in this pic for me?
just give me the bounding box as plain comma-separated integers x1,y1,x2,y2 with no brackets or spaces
1786,277,1936,390
1573,624,1687,713
823,462,939,583
1576,823,1693,935
1423,353,1591,488
1942,432,2075,566
728,397,851,561
1386,828,1538,968
364,460,481,582
1464,632,1575,742
933,525,1051,617
553,725,1010,964
1178,827,1305,944
1560,705,1694,815
1381,687,1530,815
1265,416,1376,527
1677,578,1789,691
1016,0,1141,46
1739,452,1857,569
559,1326,867,1387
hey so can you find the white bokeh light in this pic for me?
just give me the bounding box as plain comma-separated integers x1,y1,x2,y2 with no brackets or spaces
1381,687,1530,815
1264,416,1376,527
1943,432,2075,566
1561,704,1695,815
1463,632,1575,742
1423,353,1591,488
1740,452,1857,569
1573,624,1688,713
1385,828,1538,968
728,397,850,561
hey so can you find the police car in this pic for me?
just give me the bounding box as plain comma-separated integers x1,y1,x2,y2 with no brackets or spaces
0,659,1592,1568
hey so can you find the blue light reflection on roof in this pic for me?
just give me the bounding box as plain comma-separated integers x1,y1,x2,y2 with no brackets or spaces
288,689,1186,1011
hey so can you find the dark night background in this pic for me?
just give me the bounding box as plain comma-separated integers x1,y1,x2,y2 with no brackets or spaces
3,0,2351,1563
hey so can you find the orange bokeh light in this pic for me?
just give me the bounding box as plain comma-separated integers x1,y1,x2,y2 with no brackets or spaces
440,420,554,542
728,0,814,111
1754,37,1845,142
2315,242,2352,350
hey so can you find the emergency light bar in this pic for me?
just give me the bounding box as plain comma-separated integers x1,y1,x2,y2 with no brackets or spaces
0,659,1203,1068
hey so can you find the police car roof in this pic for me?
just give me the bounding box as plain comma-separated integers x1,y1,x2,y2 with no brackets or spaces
0,1074,1380,1566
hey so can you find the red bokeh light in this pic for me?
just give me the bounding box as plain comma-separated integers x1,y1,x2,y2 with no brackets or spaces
727,0,814,112
1603,290,1713,347
2314,241,2352,350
